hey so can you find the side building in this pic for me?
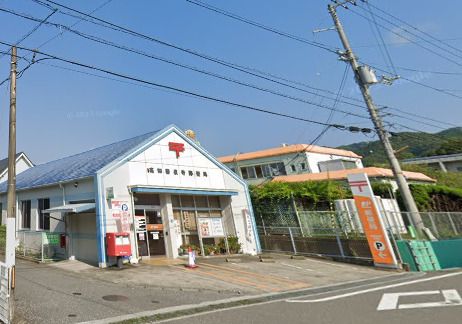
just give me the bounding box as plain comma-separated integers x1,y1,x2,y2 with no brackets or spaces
0,125,259,267
402,153,462,173
0,152,34,185
218,144,363,185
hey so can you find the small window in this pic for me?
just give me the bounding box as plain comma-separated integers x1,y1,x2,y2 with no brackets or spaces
203,171,208,177
38,198,50,231
165,169,170,175
171,195,181,208
300,163,306,170
291,165,296,172
262,164,272,177
195,196,208,208
196,171,201,177
174,169,178,175
208,196,221,209
255,165,263,178
157,168,162,174
188,170,194,176
181,196,195,208
181,170,186,176
247,166,256,179
240,167,248,179
21,200,31,229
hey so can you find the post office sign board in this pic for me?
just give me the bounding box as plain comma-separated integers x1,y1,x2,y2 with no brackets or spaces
347,173,398,268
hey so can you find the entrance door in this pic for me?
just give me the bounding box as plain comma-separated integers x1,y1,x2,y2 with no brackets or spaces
146,210,166,256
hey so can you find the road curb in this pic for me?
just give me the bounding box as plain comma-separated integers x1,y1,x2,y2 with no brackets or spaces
78,272,414,324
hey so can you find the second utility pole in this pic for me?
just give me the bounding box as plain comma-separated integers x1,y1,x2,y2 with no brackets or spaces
328,3,423,230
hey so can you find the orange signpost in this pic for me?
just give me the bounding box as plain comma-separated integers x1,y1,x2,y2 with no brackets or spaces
347,173,398,268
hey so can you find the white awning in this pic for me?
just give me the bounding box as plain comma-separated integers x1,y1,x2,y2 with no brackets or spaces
43,203,95,214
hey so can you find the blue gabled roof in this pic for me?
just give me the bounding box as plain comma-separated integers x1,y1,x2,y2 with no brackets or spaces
0,130,160,192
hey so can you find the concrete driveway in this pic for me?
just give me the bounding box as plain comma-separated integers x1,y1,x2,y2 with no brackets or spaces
13,254,397,323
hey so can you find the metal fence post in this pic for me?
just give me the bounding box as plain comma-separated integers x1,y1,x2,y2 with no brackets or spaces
41,233,44,263
291,194,304,237
447,212,458,236
335,228,345,258
261,218,267,236
23,231,26,257
288,227,297,255
428,213,439,238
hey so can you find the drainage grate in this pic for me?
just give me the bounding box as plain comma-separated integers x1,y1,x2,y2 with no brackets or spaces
72,292,82,296
68,314,77,318
151,300,160,304
102,295,129,302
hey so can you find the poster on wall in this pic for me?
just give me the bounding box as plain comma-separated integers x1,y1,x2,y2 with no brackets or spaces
111,200,132,232
198,218,225,238
242,209,253,243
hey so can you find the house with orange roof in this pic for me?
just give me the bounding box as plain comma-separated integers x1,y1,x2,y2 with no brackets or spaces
273,166,435,187
218,143,363,185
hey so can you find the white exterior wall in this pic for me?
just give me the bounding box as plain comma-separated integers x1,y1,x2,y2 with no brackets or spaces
224,151,363,185
0,155,33,184
100,131,257,265
0,179,94,230
305,152,363,173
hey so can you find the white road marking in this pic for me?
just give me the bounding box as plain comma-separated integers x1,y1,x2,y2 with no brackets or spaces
377,290,440,310
378,289,462,311
281,263,315,272
286,271,462,303
300,257,360,270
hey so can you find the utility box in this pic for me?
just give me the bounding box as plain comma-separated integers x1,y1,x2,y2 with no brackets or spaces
106,232,131,257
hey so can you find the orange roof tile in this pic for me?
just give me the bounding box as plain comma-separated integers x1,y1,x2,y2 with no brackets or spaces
272,167,435,183
218,144,361,164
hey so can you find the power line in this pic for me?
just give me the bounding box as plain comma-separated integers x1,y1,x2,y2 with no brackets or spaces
185,0,337,53
364,1,462,57
363,1,397,76
0,6,372,120
27,0,459,130
0,41,373,133
348,4,462,68
0,9,56,60
29,0,114,53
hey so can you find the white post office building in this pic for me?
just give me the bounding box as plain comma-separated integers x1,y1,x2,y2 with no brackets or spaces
0,125,260,267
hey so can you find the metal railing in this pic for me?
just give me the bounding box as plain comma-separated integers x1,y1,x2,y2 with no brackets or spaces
257,225,372,260
17,231,66,262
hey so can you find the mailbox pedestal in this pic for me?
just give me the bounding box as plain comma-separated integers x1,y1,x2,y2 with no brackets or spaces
106,232,131,268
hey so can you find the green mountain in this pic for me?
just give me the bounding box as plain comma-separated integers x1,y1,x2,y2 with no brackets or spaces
338,127,462,166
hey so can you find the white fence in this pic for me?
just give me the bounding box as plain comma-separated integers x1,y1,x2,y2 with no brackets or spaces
17,231,66,262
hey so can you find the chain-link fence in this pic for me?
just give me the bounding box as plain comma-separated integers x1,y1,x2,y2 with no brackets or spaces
17,231,66,262
389,212,462,240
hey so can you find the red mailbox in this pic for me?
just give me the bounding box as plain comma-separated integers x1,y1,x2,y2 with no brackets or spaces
106,232,132,257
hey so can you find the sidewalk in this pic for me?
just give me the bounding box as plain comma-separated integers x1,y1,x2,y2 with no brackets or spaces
13,254,395,323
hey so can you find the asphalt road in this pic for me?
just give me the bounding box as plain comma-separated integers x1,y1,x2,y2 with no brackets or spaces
166,270,462,324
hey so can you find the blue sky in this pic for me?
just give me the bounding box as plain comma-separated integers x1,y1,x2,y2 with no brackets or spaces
0,0,461,164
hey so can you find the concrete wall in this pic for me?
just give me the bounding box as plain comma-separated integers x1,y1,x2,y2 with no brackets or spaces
68,212,98,264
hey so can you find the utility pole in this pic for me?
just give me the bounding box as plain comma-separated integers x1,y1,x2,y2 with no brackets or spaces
328,2,423,230
6,45,17,321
